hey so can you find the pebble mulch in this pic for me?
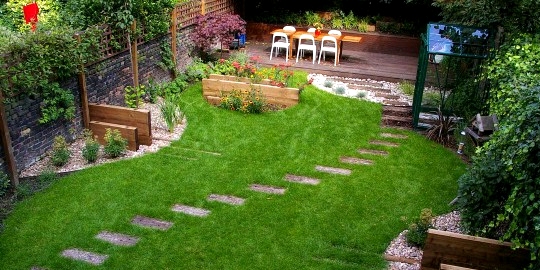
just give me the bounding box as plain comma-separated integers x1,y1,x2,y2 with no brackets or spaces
19,99,187,178
385,210,463,270
308,73,413,105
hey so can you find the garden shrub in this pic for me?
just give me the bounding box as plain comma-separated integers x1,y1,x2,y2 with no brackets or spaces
82,129,100,163
51,136,71,167
185,57,212,82
333,86,346,95
103,128,127,158
38,167,59,185
125,85,145,108
405,208,434,248
191,13,246,59
456,33,540,267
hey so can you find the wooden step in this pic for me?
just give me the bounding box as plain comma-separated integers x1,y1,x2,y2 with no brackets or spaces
382,115,413,128
383,100,411,106
382,105,412,117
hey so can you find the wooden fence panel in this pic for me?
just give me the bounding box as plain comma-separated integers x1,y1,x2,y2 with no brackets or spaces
176,0,202,28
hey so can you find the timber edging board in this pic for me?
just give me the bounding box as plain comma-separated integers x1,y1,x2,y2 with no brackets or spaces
88,103,152,146
420,229,530,270
89,121,138,151
202,75,299,108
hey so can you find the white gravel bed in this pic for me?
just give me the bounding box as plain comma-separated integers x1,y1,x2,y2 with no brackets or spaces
308,73,413,105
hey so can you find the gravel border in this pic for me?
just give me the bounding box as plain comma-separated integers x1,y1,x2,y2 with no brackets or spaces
19,100,186,178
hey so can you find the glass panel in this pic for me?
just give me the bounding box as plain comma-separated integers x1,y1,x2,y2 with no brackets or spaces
427,23,491,58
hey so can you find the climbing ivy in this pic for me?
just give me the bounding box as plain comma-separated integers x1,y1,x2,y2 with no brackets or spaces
0,26,101,124
456,33,540,268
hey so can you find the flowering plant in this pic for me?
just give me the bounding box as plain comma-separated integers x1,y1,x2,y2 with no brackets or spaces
313,22,324,30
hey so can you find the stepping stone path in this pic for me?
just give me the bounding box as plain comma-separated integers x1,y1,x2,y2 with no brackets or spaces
357,148,389,156
61,248,108,265
249,184,287,195
315,165,352,175
131,215,173,230
207,194,245,205
369,140,400,147
340,156,374,165
172,204,211,217
284,174,320,185
95,231,140,246
380,133,408,139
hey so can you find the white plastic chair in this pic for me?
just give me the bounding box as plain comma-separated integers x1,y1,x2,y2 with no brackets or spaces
318,35,338,66
269,32,290,62
307,27,316,33
328,29,342,36
283,26,296,32
296,34,317,64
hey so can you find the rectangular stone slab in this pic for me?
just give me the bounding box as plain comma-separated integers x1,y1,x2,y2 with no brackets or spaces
357,148,389,156
284,174,320,185
95,231,140,246
171,204,211,217
369,140,400,147
315,165,352,175
131,215,173,230
340,156,374,165
249,184,286,195
207,194,245,205
61,248,108,265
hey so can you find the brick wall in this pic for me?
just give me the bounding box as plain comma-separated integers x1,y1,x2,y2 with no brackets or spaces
0,27,196,177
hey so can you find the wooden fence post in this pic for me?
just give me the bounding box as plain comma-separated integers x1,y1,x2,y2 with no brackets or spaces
170,6,178,78
201,0,206,15
0,91,19,187
130,20,139,89
75,33,90,129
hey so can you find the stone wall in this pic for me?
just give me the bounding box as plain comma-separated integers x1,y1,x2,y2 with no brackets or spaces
0,26,196,178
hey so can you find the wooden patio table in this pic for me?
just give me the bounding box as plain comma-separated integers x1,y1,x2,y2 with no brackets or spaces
269,29,362,64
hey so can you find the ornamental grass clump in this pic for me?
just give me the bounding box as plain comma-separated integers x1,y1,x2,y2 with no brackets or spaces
103,128,127,158
160,97,184,132
51,135,71,167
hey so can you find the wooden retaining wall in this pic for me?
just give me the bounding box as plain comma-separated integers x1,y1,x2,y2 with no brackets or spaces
421,229,530,270
202,74,299,108
88,103,152,151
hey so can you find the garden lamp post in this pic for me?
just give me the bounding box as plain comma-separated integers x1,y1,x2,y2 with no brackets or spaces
457,130,466,154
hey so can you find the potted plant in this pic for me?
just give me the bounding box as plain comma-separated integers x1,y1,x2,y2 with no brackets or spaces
313,22,323,37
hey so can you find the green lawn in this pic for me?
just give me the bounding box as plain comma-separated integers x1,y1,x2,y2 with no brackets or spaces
0,74,466,269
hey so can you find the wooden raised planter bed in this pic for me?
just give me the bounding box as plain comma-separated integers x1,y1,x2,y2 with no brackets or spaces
202,74,300,108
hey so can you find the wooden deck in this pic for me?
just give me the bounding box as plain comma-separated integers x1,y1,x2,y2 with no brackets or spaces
236,40,419,83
